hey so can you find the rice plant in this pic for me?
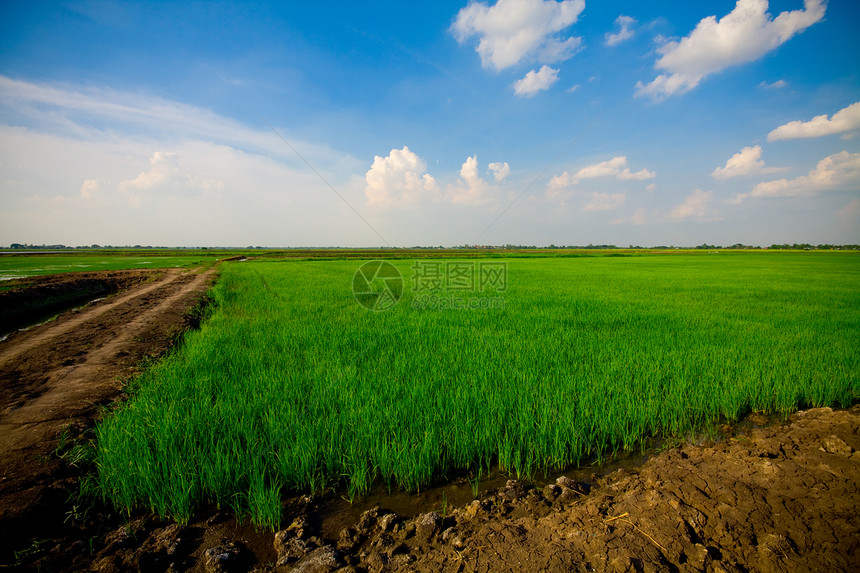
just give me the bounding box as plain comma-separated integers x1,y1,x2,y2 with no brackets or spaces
94,252,860,527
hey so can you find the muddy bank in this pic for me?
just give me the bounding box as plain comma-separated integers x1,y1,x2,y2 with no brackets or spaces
67,405,859,572
0,270,160,337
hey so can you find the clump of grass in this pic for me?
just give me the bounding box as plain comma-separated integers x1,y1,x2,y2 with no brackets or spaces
95,253,860,528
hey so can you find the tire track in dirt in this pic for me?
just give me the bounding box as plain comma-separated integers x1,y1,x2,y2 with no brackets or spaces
0,269,184,368
0,267,218,560
0,270,214,449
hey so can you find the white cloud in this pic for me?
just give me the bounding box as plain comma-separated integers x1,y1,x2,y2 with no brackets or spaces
451,0,585,70
117,151,223,207
636,0,826,99
711,145,784,179
759,79,787,89
547,171,575,191
364,152,507,207
447,155,496,205
767,101,860,141
551,156,656,187
618,168,657,181
364,147,438,206
488,161,511,181
582,192,626,212
576,156,629,179
0,125,370,247
732,151,860,203
605,15,636,46
669,189,718,221
120,152,181,192
0,75,356,172
513,65,559,97
79,179,101,199
645,183,657,193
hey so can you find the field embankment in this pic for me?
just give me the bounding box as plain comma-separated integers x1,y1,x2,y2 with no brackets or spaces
0,269,160,336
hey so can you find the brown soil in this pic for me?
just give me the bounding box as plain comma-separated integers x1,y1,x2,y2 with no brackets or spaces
1,270,857,572
0,268,217,567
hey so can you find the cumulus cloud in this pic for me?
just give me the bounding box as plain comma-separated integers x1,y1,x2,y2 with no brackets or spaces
550,156,656,187
636,0,825,99
488,161,511,181
582,192,626,212
364,151,510,207
731,151,860,203
767,101,860,141
118,151,223,207
447,155,496,205
668,189,718,221
79,179,101,199
547,171,573,190
451,0,585,70
605,15,636,46
120,152,180,192
711,145,784,179
365,147,438,206
513,65,560,97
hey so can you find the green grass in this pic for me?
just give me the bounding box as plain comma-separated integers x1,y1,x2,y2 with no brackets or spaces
94,252,860,527
0,252,225,281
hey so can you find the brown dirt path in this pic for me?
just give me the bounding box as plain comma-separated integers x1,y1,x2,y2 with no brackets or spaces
0,270,182,366
0,267,217,565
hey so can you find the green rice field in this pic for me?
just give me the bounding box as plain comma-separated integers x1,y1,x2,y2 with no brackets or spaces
94,252,859,528
0,252,223,282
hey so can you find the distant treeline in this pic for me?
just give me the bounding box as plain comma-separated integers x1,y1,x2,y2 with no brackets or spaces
457,243,860,250
7,242,860,251
5,243,259,250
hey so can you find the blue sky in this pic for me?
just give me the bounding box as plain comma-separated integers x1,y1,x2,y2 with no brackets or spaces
1,0,858,247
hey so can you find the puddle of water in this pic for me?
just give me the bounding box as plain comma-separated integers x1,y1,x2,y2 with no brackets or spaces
0,296,106,341
308,412,793,541
310,439,660,540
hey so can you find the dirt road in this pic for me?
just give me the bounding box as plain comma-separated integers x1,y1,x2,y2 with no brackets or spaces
0,268,217,565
